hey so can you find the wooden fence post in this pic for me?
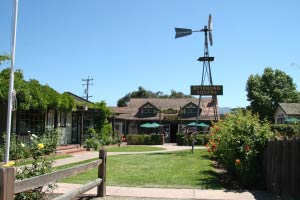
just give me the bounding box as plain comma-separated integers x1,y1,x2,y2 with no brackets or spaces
0,167,14,200
97,149,106,197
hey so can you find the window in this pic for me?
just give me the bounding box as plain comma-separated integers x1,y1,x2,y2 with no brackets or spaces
276,114,285,124
142,104,156,114
18,110,45,135
185,107,198,114
143,107,155,114
60,111,67,127
46,110,55,128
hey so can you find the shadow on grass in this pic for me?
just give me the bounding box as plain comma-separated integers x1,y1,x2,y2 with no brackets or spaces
196,169,223,189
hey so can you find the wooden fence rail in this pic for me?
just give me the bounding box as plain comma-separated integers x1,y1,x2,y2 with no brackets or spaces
264,137,300,199
0,149,107,200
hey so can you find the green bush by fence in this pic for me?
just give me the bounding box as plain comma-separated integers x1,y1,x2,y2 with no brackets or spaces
176,133,209,146
126,134,163,145
271,124,300,137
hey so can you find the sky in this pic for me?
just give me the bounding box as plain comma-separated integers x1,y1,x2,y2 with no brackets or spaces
0,0,300,108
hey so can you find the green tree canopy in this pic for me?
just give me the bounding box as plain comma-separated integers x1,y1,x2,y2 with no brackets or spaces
117,86,192,107
0,54,10,65
246,67,300,121
0,68,75,110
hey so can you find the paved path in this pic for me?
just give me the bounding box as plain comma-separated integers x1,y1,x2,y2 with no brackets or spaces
52,143,273,200
54,184,273,200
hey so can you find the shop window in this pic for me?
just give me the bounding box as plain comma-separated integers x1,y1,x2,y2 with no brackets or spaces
60,111,67,127
18,110,45,135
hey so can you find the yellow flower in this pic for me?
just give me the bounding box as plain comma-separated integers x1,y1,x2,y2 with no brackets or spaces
37,143,44,150
2,161,15,167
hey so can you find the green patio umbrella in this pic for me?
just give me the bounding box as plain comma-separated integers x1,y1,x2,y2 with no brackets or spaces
140,123,152,128
150,122,161,128
187,122,209,127
285,117,300,123
197,122,209,127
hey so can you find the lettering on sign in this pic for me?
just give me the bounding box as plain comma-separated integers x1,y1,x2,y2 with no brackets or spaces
190,85,223,95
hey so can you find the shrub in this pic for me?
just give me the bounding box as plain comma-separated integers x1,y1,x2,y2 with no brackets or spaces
144,134,152,145
151,134,163,145
271,124,300,137
176,133,209,146
13,132,59,199
126,134,163,145
207,110,273,189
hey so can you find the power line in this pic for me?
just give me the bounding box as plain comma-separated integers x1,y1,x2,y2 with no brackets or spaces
82,76,93,101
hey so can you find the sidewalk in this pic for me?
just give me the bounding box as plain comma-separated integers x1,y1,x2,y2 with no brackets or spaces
54,183,273,200
52,144,273,200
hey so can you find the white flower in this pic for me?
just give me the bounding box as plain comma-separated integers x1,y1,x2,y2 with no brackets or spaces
31,134,37,138
20,143,25,147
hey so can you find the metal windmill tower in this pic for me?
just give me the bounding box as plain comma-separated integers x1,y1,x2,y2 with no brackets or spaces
175,14,222,122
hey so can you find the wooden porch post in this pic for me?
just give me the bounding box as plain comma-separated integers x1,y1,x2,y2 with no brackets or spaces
0,167,15,200
97,149,106,197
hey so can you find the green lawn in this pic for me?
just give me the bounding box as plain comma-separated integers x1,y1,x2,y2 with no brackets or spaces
104,145,165,152
61,150,222,189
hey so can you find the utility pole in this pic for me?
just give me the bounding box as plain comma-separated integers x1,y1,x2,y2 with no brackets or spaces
82,76,93,101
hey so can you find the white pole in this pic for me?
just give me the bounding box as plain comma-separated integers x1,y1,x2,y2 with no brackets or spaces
4,0,18,164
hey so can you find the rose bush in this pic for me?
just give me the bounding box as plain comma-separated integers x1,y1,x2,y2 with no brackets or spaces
207,110,273,189
13,130,59,200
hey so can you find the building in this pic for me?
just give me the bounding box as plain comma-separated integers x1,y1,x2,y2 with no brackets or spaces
274,103,300,124
110,97,218,143
0,92,101,145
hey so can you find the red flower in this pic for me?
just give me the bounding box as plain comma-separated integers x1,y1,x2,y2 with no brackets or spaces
235,159,241,165
244,145,250,151
207,147,211,153
212,143,217,149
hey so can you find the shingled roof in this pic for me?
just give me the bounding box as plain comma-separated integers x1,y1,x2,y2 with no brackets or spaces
111,97,218,121
278,103,300,115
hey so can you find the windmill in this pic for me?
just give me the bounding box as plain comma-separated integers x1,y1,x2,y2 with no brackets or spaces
175,14,222,122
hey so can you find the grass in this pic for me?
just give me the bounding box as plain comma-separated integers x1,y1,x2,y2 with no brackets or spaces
104,145,165,152
60,150,222,189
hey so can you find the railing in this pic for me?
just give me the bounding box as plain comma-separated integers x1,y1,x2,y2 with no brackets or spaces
0,150,107,200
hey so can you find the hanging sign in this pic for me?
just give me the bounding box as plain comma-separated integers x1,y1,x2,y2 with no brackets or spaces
191,85,223,95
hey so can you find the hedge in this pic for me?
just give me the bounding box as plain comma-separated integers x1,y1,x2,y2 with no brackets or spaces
126,134,164,145
176,133,209,146
271,124,300,137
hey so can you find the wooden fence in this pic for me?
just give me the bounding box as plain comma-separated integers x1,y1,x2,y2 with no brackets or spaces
264,137,300,199
0,150,107,200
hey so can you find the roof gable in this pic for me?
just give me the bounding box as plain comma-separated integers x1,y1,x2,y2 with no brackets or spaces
139,102,159,111
182,102,198,109
278,103,300,116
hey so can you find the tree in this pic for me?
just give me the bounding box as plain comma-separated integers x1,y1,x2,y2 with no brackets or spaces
246,67,300,121
117,86,192,107
0,68,75,110
0,54,10,65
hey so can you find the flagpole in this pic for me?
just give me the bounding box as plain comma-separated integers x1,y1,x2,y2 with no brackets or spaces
4,0,18,164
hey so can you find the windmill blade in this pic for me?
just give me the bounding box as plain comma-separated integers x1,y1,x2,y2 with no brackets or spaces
209,31,213,46
175,28,192,38
208,14,212,31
